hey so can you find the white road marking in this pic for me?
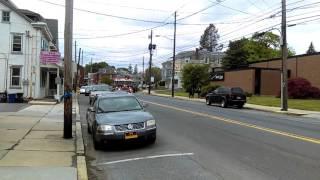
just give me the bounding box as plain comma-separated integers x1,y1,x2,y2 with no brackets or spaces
96,153,194,166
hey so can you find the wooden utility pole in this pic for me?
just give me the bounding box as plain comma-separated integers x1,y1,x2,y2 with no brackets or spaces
64,0,73,139
148,30,153,95
171,11,177,98
281,0,288,111
142,56,144,83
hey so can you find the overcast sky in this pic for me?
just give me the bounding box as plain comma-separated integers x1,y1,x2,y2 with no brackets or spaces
11,0,320,70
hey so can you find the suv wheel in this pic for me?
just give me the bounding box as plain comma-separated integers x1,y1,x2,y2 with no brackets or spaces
93,132,102,150
237,103,244,109
221,99,227,108
206,98,211,105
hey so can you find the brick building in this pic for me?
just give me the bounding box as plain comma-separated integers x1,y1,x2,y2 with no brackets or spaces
211,53,320,96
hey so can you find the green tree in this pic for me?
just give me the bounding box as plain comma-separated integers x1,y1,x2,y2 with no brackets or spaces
128,64,133,74
182,64,210,93
100,76,113,85
144,67,161,85
306,42,317,54
200,24,223,52
222,38,250,69
222,32,296,69
134,64,138,75
85,62,108,73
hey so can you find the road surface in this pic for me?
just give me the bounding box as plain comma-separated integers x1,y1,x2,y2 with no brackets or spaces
79,93,320,180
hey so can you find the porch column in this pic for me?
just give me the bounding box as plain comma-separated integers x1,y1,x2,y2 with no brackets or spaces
57,67,60,98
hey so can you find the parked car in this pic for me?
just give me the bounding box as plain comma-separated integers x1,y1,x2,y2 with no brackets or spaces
79,86,87,94
86,93,156,149
84,86,92,96
89,84,112,104
205,87,246,108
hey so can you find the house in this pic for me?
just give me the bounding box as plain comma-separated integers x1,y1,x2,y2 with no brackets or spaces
161,49,225,89
0,0,62,101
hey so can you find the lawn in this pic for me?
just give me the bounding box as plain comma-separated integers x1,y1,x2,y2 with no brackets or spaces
155,89,189,97
247,96,320,111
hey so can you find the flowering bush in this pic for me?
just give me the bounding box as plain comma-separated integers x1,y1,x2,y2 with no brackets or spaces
287,78,320,99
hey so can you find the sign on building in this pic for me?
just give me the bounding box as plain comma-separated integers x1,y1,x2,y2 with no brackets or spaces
40,51,61,64
210,72,224,81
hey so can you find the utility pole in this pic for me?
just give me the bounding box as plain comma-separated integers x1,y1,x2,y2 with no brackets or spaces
281,0,288,111
81,50,83,66
74,41,77,90
76,48,81,91
148,30,153,95
171,11,177,98
90,58,93,73
142,56,145,84
64,0,73,139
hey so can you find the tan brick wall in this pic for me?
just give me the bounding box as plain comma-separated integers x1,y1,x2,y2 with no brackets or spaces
212,69,255,93
260,70,281,95
250,54,320,89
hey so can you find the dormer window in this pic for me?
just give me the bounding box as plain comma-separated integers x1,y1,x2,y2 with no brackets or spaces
2,11,10,22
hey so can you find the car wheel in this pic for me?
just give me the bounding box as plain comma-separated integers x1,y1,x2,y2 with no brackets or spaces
237,103,244,109
221,99,227,108
206,98,211,105
93,132,102,150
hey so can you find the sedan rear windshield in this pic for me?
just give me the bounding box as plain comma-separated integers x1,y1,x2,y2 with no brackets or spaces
98,96,142,113
231,88,244,94
92,85,111,91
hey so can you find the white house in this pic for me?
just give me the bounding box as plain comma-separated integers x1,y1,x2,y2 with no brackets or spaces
161,49,225,89
0,0,63,101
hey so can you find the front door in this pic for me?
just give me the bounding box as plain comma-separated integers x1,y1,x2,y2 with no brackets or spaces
48,72,57,97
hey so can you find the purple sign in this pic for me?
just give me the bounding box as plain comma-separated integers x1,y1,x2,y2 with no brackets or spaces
40,51,61,64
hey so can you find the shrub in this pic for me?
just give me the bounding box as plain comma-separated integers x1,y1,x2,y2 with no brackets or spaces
200,84,220,97
309,86,320,99
287,77,320,99
245,92,253,97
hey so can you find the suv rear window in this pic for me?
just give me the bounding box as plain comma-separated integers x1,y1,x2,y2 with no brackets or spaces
231,88,244,94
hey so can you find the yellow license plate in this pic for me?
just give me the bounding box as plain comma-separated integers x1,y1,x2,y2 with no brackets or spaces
125,132,138,140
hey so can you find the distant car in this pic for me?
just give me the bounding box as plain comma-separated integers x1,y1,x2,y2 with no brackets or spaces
80,86,87,94
205,87,246,108
84,86,92,96
89,84,112,105
86,93,156,150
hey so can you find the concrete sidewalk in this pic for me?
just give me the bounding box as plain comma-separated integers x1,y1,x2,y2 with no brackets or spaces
144,90,320,119
0,97,86,180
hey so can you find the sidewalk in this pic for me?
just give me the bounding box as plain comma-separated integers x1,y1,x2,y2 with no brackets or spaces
144,90,320,119
0,96,87,180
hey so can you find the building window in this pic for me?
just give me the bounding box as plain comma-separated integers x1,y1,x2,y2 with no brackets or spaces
2,11,10,22
12,34,23,53
10,67,21,88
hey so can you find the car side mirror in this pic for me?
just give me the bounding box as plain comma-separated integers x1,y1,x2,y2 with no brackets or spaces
88,107,95,112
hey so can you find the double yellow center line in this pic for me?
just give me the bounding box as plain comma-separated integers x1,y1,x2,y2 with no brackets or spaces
143,100,320,145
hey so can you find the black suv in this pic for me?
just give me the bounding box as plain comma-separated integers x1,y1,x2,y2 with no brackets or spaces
205,87,246,108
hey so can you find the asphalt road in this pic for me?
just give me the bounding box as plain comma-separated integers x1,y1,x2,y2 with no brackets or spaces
79,94,320,180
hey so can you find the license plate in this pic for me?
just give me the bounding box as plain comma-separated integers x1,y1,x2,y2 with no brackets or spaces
125,132,138,140
237,96,242,99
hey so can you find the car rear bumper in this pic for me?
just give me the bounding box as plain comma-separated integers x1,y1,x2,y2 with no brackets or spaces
95,128,156,142
228,100,246,105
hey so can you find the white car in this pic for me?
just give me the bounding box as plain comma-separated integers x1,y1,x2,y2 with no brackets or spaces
80,86,87,94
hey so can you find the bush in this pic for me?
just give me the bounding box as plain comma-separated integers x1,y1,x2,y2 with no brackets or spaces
287,78,320,99
200,84,220,97
245,92,253,97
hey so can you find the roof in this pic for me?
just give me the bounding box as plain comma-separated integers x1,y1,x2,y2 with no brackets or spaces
45,19,59,47
0,0,33,22
249,52,320,64
18,9,44,22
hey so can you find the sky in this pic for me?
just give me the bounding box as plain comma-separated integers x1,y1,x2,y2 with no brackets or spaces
10,0,320,71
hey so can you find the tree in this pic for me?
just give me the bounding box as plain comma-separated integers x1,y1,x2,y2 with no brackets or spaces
181,64,210,93
85,62,108,73
200,24,223,52
134,64,138,75
306,42,317,54
222,32,296,69
128,64,133,74
222,38,250,69
144,67,161,85
100,76,113,85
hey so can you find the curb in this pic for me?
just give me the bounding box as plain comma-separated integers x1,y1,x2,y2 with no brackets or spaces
28,101,57,105
144,91,311,116
74,95,88,180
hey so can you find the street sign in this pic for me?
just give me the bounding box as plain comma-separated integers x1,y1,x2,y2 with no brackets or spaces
151,76,154,83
